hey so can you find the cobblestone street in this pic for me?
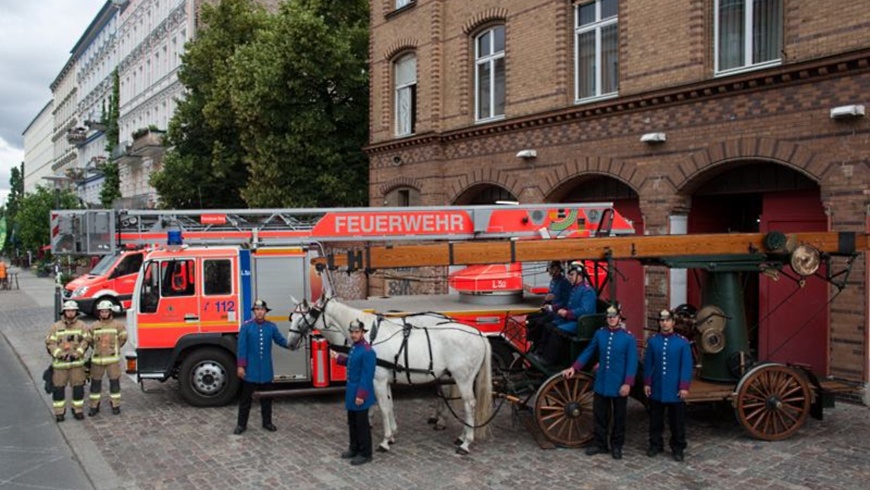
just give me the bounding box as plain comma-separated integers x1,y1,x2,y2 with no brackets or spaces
1,271,868,490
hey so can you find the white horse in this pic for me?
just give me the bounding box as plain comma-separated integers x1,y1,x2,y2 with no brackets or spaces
288,296,493,454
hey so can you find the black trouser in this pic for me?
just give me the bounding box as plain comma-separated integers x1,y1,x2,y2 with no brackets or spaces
237,381,272,428
525,310,551,346
540,323,570,364
347,409,372,458
648,399,686,453
593,393,628,450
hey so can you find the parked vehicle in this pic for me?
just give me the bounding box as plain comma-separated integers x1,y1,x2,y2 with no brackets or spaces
64,249,144,316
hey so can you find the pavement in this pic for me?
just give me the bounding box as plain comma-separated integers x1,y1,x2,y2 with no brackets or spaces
0,269,869,489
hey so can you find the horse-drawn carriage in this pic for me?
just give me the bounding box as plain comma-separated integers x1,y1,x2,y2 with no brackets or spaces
303,230,865,452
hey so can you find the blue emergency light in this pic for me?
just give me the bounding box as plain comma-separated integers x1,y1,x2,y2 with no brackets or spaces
167,225,183,246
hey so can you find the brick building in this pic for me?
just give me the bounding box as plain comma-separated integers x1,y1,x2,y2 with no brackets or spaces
366,0,869,387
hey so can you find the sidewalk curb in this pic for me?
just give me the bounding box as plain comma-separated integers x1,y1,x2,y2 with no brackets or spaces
0,270,125,490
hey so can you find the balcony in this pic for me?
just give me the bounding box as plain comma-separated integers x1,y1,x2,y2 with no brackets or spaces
129,127,166,159
66,127,88,146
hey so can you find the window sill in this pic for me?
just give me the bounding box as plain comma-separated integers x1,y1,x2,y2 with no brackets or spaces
715,59,782,78
385,1,416,20
474,115,505,124
394,132,416,139
574,92,618,106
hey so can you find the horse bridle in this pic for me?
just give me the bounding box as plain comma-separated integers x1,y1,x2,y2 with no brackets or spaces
287,297,342,348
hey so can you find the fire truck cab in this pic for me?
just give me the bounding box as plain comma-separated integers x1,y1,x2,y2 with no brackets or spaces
129,246,330,406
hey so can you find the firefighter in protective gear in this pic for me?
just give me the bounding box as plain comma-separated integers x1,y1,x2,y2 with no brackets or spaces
45,300,89,422
86,300,127,416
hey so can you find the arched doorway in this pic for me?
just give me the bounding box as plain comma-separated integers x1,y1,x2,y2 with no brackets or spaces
549,175,645,338
452,184,518,205
685,162,828,374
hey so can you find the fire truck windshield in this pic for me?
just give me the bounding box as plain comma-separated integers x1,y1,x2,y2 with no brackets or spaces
89,253,118,276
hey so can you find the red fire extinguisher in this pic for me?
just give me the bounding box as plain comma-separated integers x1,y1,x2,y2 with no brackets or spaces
311,337,330,388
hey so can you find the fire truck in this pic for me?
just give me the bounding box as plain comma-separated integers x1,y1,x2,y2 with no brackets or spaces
52,204,633,406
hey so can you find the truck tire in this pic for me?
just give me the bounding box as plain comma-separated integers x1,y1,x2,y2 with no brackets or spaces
93,296,121,317
178,347,240,407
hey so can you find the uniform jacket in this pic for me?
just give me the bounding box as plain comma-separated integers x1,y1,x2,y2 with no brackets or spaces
643,332,693,403
46,318,90,369
547,275,572,310
337,339,376,412
237,319,289,384
553,281,597,333
572,326,637,397
87,318,127,365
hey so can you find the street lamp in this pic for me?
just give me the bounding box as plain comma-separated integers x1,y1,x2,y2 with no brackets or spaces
40,174,72,320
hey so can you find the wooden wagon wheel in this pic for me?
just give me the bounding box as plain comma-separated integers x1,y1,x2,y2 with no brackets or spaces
533,372,595,447
733,364,811,441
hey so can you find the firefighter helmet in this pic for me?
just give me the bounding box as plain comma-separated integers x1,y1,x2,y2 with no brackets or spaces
62,300,80,311
348,319,367,332
96,300,116,313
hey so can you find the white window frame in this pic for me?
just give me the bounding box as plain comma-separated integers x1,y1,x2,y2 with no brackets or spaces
714,0,783,76
474,25,506,123
574,0,619,104
394,53,417,137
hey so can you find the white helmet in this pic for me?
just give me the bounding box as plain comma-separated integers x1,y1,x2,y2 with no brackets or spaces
96,300,116,313
62,300,80,311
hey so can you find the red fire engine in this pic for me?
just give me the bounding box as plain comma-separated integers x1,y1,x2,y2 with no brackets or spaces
52,204,633,406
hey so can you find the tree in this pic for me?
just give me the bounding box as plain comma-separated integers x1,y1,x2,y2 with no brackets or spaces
228,0,370,208
150,0,268,209
3,163,24,252
100,68,122,208
15,187,81,253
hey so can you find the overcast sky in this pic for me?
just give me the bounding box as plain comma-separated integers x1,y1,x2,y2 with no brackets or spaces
0,0,107,205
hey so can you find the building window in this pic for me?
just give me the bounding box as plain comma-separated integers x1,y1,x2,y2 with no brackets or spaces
385,187,420,207
394,53,417,137
396,0,414,9
475,25,505,122
575,0,618,102
715,0,782,75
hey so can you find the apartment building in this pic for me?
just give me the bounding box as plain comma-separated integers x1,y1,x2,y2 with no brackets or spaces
49,57,78,182
367,0,870,383
22,101,55,194
114,0,194,208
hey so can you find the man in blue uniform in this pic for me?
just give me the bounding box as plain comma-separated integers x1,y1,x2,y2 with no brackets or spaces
643,309,692,461
539,260,597,364
526,261,572,349
234,299,290,435
332,319,376,466
562,304,637,459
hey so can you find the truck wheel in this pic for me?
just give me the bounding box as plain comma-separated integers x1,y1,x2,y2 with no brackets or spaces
93,296,121,317
178,348,240,407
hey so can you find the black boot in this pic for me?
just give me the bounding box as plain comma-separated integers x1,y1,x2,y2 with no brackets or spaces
73,412,85,420
112,406,121,415
56,413,65,423
88,405,99,417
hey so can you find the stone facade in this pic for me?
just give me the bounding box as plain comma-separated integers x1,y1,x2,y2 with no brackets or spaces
367,1,869,382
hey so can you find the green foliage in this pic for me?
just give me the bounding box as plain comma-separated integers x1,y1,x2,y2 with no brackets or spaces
151,0,268,209
104,69,120,154
15,187,81,253
230,0,370,208
98,161,122,208
3,164,24,253
152,0,370,209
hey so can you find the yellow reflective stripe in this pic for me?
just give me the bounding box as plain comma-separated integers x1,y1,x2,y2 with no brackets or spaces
93,328,118,335
109,393,121,399
52,359,86,368
91,356,121,365
53,348,62,357
52,401,65,408
76,348,85,355
89,394,102,400
61,329,83,336
72,400,84,407
48,335,58,341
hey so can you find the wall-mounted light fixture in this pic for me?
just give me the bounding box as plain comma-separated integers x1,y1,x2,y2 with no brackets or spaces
830,104,865,120
515,149,537,159
640,132,667,144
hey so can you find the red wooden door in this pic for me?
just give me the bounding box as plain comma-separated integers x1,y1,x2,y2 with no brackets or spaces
759,190,828,374
600,199,645,338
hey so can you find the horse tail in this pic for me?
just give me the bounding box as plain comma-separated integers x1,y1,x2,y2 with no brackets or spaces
473,338,493,440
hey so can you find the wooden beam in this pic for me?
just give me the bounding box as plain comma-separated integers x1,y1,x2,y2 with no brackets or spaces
315,232,869,270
